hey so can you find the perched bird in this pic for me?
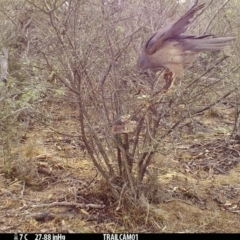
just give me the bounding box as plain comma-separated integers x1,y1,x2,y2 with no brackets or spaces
137,0,234,92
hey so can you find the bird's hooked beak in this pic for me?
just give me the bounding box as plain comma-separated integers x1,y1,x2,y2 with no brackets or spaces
136,55,146,74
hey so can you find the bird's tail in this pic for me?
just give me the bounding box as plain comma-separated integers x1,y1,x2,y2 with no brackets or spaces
183,36,235,51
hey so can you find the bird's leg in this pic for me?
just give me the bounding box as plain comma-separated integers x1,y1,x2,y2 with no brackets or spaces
162,69,175,93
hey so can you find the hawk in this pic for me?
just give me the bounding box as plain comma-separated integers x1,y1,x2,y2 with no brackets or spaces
137,1,234,92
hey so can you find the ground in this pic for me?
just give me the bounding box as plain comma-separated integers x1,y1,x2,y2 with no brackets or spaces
0,100,240,233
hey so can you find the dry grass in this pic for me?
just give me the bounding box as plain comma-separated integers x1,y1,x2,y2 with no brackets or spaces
0,101,240,233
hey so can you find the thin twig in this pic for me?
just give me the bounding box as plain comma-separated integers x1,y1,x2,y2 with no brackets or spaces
194,89,236,114
29,201,105,209
203,0,230,35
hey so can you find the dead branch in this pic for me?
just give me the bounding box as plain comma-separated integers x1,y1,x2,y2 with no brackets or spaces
203,0,230,35
29,201,105,209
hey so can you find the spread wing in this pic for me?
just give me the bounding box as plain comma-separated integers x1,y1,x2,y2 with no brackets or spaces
145,0,205,55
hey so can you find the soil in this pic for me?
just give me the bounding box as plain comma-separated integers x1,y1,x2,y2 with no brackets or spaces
0,101,240,233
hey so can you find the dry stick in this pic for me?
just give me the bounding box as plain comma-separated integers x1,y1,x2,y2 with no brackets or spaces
114,134,124,176
131,94,164,158
77,65,114,175
83,111,114,175
135,97,163,170
0,106,29,121
139,115,161,181
20,181,25,199
105,30,120,118
40,51,80,96
101,62,112,124
112,124,139,167
84,41,132,176
115,142,137,199
132,115,145,157
117,143,123,175
85,91,118,171
123,133,132,169
203,0,230,35
207,0,215,9
78,171,98,191
29,202,105,209
232,107,240,137
145,106,162,144
116,183,127,211
48,10,65,46
140,149,156,182
194,89,236,115
185,55,230,90
138,134,154,182
98,38,133,174
161,112,190,139
25,0,49,14
188,1,207,31
186,63,240,108
100,36,131,87
48,127,80,138
77,87,109,181
159,91,236,144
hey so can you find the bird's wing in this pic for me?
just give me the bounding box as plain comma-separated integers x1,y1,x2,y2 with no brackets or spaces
145,0,205,55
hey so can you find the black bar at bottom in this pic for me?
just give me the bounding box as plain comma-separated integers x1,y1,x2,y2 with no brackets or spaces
0,233,142,240
1,233,237,239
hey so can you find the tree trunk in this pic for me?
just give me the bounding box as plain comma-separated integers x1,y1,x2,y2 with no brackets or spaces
0,47,9,82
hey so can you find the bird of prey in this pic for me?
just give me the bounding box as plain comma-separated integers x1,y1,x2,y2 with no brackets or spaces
137,0,234,92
